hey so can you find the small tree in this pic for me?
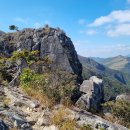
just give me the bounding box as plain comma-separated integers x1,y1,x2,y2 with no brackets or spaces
9,25,19,31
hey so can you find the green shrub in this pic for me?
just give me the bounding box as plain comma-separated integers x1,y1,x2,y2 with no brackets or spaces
20,68,34,87
0,58,12,83
80,124,93,130
102,99,130,127
51,107,78,130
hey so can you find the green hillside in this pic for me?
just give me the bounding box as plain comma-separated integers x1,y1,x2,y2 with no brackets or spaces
78,55,130,101
97,55,130,74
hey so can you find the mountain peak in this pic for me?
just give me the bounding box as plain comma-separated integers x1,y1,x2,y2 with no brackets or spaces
0,27,82,83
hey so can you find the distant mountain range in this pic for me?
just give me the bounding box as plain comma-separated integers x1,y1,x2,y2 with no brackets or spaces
92,55,130,74
78,55,130,101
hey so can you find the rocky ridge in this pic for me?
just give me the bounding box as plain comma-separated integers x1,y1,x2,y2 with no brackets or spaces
0,85,128,130
0,27,82,84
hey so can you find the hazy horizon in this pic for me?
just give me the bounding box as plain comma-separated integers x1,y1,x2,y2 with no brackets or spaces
0,0,130,57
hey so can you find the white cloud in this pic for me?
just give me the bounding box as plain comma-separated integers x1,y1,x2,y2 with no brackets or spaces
86,29,97,35
34,22,42,28
88,10,130,37
78,19,85,25
90,10,130,27
80,44,130,57
107,23,130,37
14,17,29,24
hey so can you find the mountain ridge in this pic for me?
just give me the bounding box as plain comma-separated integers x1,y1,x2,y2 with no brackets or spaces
78,55,130,101
93,55,130,74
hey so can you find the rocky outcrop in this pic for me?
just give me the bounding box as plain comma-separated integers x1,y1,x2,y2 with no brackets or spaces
73,107,128,130
0,27,82,83
0,85,128,130
0,30,5,36
76,76,104,111
116,94,130,102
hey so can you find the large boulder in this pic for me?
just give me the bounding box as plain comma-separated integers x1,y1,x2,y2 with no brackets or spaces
76,76,104,111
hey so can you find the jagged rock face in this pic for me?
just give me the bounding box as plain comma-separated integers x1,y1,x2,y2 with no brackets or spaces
76,76,104,111
0,28,82,83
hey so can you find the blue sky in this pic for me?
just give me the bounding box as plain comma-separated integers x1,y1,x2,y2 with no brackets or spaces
0,0,130,57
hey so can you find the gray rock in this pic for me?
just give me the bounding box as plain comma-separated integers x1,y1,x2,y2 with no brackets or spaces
0,111,32,130
0,30,5,36
43,125,59,130
4,87,39,109
116,94,130,102
0,27,82,84
0,120,8,130
95,121,110,130
76,76,104,111
72,107,128,130
37,117,51,126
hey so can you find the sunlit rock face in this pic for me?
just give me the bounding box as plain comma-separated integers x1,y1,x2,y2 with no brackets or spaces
0,27,82,84
76,76,104,111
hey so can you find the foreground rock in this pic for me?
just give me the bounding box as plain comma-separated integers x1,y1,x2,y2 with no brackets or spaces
76,76,104,111
73,107,128,130
0,85,128,130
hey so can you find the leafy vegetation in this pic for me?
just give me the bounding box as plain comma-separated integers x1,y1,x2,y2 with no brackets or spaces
0,49,76,106
6,49,76,105
9,49,39,66
102,99,130,127
51,107,93,130
20,67,76,105
9,25,19,31
80,124,93,130
0,57,12,84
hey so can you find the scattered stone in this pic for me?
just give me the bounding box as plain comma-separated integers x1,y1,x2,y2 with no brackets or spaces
37,117,51,126
43,125,59,130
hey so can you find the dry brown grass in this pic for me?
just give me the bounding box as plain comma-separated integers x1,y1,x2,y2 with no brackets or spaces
103,114,117,124
51,107,68,125
51,107,79,130
3,97,11,106
60,120,77,130
22,87,53,108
